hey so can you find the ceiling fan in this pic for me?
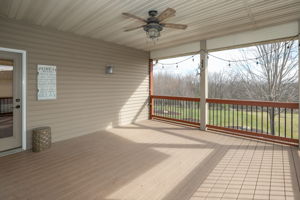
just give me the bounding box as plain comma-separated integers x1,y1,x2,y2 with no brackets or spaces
122,8,187,39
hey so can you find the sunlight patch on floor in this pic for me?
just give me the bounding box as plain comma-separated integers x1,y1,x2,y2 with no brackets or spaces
106,147,213,200
110,123,207,145
189,142,297,200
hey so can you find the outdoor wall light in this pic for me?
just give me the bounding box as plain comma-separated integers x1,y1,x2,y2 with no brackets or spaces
105,65,113,74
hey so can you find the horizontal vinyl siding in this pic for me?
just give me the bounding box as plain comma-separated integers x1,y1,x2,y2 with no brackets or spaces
0,18,149,148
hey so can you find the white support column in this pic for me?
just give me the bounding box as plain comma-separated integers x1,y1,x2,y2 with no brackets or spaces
200,40,208,131
298,20,300,149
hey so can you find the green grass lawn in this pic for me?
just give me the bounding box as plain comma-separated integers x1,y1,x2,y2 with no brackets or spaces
153,104,298,139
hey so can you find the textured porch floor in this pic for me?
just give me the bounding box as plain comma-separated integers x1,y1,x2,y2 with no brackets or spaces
0,120,299,200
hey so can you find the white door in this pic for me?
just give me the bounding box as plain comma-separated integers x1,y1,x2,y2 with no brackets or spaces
0,51,22,152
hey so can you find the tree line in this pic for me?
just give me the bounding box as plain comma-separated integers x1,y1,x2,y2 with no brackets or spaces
154,40,298,102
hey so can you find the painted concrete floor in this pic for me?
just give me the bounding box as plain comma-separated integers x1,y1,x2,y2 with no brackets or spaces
0,120,299,200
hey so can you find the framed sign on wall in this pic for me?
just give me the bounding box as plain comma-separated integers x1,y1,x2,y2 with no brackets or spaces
37,65,57,100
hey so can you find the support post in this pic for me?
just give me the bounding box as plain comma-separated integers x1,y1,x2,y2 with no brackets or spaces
298,20,300,149
200,40,208,130
149,59,154,119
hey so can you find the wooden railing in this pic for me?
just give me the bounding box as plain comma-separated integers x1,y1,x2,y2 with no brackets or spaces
207,98,299,144
150,95,299,145
150,95,200,127
0,97,13,115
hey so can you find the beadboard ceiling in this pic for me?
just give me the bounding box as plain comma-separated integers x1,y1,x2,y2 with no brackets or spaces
0,0,299,51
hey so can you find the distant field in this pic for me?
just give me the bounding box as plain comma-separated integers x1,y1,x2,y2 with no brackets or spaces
153,105,299,139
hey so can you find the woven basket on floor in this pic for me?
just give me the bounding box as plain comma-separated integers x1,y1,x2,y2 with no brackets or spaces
32,127,51,152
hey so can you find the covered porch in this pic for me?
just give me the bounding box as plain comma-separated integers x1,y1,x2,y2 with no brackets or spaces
1,120,299,200
0,0,300,199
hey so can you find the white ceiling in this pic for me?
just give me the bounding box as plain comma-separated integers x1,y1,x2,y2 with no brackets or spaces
0,0,299,51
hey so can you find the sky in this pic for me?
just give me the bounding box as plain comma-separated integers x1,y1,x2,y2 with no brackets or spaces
153,49,244,76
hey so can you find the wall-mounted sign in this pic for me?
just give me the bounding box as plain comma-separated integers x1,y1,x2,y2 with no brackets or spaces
37,65,57,100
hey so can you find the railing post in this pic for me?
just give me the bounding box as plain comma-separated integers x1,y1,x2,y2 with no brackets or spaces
298,20,300,149
149,59,154,119
200,40,208,130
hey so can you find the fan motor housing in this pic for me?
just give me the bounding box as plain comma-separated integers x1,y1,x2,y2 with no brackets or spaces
145,10,162,32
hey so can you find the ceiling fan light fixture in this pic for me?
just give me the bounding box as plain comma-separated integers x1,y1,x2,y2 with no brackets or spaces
144,23,163,39
147,27,160,39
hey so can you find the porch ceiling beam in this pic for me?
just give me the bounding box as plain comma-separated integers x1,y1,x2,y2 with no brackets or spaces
150,42,200,60
150,21,299,59
207,21,298,52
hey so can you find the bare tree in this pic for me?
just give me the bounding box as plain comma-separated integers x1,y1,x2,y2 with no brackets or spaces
233,40,298,135
208,70,228,99
154,71,200,97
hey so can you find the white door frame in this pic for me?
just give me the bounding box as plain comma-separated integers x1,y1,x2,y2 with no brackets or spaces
0,47,27,150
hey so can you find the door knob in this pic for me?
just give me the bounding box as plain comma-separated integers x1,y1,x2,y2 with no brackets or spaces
14,105,21,109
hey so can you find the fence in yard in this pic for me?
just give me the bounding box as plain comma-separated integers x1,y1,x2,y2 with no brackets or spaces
0,97,13,115
150,95,299,145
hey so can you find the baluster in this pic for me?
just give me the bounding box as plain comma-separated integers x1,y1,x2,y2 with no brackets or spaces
237,105,239,129
261,106,263,134
246,105,248,131
219,103,221,126
251,106,253,132
233,104,235,129
278,107,280,137
284,108,287,138
256,106,258,133
267,107,269,134
222,104,226,127
291,109,293,139
213,103,215,125
228,104,230,128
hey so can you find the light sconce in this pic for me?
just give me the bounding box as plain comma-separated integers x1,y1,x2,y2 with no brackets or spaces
105,65,113,74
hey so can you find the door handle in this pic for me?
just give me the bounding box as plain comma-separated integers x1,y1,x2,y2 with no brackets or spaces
12,105,21,109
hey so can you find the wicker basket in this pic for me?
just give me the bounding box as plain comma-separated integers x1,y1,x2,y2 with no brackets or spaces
32,127,51,152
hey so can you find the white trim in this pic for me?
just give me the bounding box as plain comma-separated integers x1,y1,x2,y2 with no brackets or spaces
150,42,200,60
298,20,300,149
0,47,27,150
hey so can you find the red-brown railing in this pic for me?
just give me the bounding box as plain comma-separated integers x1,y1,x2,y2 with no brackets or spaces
150,95,299,145
207,98,299,145
150,95,200,127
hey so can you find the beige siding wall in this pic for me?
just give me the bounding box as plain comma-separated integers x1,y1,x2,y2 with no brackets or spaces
0,18,149,148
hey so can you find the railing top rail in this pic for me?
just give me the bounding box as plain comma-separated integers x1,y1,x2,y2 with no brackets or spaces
150,95,298,108
207,98,299,109
151,95,200,102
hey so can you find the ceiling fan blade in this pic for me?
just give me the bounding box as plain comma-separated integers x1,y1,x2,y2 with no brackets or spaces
157,8,176,21
162,23,187,30
124,25,145,32
122,13,147,23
